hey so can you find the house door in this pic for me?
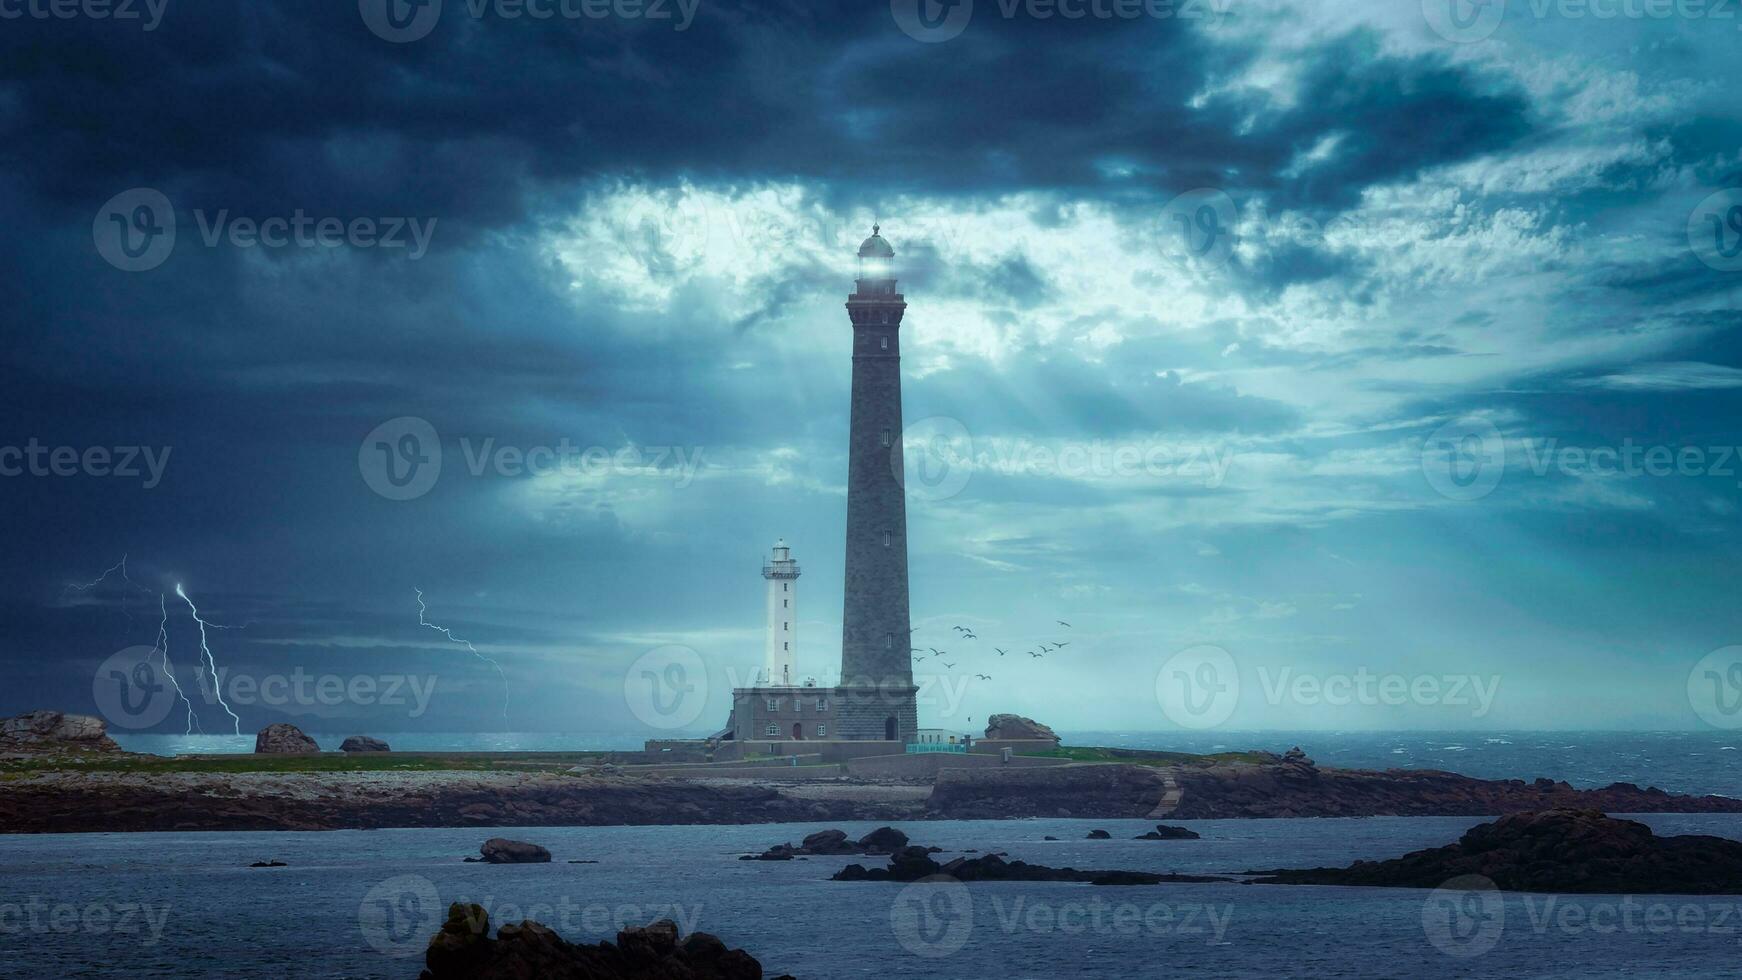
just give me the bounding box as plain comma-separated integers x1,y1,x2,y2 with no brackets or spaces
884,716,897,741
792,723,803,740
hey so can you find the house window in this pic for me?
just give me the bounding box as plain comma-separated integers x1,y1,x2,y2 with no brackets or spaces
767,698,781,711
765,724,779,737
816,724,827,737
817,698,829,711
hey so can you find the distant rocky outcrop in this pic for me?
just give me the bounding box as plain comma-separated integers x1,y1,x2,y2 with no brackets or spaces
742,826,921,861
1136,825,1199,840
834,846,1227,886
0,711,121,754
983,714,1060,743
468,838,551,864
1086,829,1111,839
339,736,390,753
927,756,1742,821
421,904,788,980
1253,809,1742,894
254,724,319,754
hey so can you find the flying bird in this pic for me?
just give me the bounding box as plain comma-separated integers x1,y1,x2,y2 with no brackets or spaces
941,661,957,669
1030,652,1044,658
995,648,1008,656
952,625,969,632
1056,620,1071,628
1054,641,1070,648
975,673,992,680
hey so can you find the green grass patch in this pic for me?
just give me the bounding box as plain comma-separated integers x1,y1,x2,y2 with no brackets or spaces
0,752,616,775
1027,745,1271,767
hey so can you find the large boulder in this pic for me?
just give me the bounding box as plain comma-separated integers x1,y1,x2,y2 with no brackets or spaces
477,838,552,864
422,903,785,980
0,711,121,754
339,735,390,753
983,713,1060,743
254,723,319,754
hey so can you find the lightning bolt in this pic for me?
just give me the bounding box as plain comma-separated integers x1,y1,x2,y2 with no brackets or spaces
69,556,203,734
152,593,201,735
175,583,242,736
415,588,509,729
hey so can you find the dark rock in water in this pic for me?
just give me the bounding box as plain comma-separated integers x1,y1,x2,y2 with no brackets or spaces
339,735,390,753
567,860,598,864
254,723,319,755
801,829,851,853
1252,810,1742,894
420,903,784,980
1086,829,1111,839
477,838,551,864
857,826,910,854
745,826,911,861
834,846,1228,886
1043,836,1059,841
249,860,287,868
1135,825,1200,840
0,711,123,754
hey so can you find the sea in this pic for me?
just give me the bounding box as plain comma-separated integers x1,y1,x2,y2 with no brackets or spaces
8,731,1740,978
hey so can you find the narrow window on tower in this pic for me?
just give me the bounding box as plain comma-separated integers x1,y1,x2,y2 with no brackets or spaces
884,530,892,547
881,428,892,447
783,599,788,608
880,336,888,351
784,621,788,631
783,582,788,592
783,642,789,651
885,632,894,649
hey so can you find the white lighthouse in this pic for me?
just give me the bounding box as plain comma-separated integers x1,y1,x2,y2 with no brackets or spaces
762,539,800,685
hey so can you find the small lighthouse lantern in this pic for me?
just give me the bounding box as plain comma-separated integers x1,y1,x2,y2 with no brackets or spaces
856,224,895,285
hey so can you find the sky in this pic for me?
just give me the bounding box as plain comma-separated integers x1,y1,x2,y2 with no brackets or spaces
3,0,1742,737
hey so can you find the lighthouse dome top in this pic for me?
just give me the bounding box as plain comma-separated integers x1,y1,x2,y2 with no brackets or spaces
857,225,894,259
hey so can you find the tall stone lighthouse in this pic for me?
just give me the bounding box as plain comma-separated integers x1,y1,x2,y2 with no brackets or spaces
836,227,918,742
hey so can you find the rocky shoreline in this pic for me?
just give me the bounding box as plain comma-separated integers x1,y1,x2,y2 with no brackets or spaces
4,749,1741,833
1251,809,1742,894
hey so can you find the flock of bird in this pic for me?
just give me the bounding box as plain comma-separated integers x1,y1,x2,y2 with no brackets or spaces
908,619,1074,683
